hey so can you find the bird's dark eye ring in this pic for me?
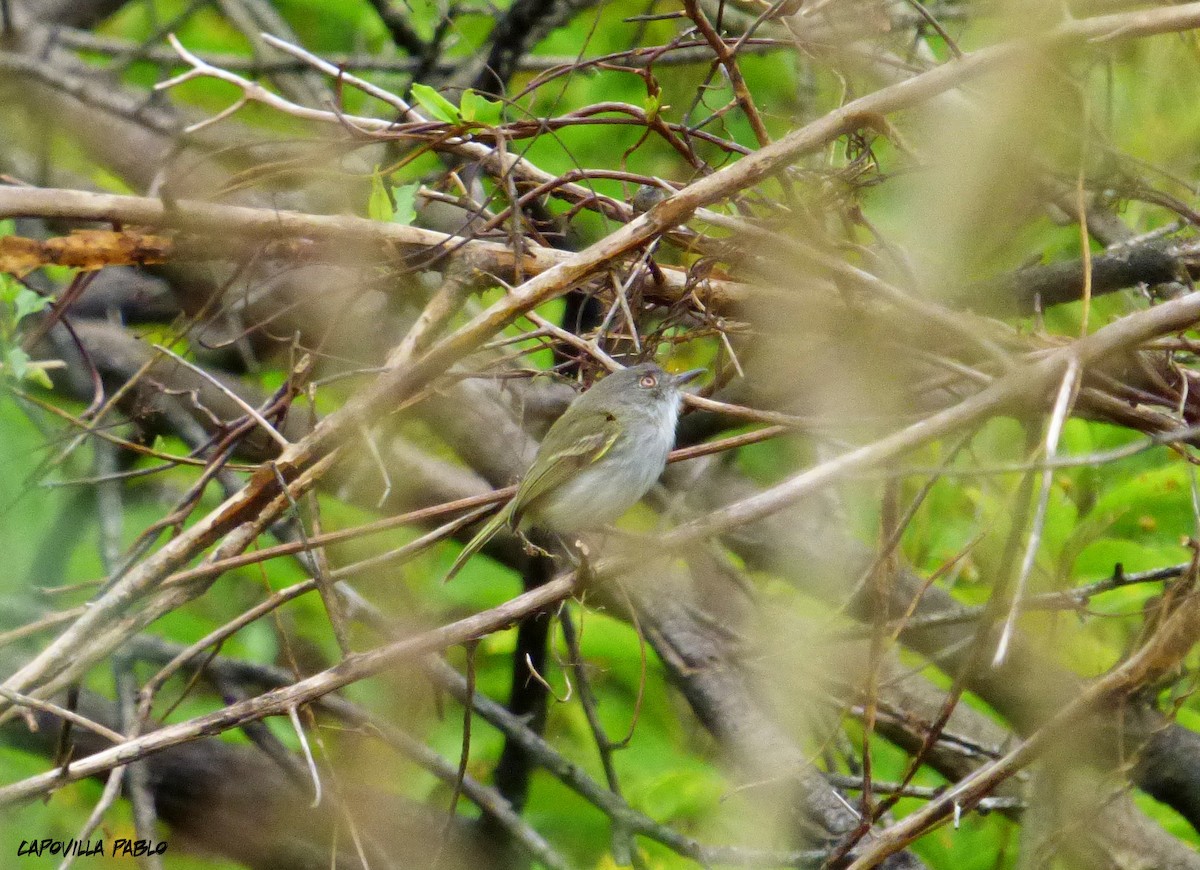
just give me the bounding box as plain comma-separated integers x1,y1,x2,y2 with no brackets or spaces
639,374,657,388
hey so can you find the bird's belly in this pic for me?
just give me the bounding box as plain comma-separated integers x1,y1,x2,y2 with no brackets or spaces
529,442,667,534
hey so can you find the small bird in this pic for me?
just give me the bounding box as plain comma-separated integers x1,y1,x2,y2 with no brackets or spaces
445,362,704,581
630,183,668,215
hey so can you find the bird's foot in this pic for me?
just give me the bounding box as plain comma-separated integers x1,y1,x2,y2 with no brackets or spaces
519,532,554,559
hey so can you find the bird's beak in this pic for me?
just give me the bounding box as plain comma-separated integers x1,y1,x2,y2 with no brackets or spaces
672,368,705,387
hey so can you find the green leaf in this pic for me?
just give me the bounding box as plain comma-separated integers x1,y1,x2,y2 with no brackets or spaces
411,83,460,123
5,346,29,381
460,89,502,125
368,173,394,222
1089,464,1193,544
25,363,53,390
643,92,662,122
369,175,418,226
1073,537,1188,579
0,273,18,305
478,100,503,125
13,288,49,325
460,88,479,122
390,183,419,226
2,349,53,389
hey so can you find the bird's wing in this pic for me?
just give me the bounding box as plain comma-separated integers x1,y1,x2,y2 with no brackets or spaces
510,410,621,526
443,499,516,584
443,410,619,583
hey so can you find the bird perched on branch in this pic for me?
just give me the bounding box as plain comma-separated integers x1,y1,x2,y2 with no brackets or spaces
445,362,704,581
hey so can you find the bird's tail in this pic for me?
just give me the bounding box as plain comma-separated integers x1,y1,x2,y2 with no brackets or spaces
443,499,515,583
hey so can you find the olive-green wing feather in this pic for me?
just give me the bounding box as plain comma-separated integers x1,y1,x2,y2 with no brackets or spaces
510,410,621,526
443,498,516,583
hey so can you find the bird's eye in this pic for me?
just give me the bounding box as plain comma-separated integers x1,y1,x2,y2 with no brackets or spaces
639,374,657,388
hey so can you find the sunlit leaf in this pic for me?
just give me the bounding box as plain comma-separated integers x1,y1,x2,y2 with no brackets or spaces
460,88,502,125
368,173,394,222
411,83,460,123
12,288,49,324
390,183,419,226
